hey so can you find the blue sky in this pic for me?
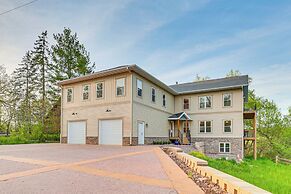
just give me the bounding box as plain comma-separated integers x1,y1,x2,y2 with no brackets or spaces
0,0,291,114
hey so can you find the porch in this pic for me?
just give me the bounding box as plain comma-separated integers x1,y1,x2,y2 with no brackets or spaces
168,112,192,145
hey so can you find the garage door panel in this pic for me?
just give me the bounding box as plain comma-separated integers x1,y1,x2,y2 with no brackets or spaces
99,120,122,145
68,121,86,144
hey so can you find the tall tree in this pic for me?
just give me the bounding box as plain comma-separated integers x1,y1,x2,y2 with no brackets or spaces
51,27,95,81
33,31,51,125
194,74,210,81
226,69,241,77
12,51,38,130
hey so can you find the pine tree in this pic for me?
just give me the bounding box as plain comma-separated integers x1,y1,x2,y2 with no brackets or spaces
51,27,95,81
12,51,38,130
32,31,52,125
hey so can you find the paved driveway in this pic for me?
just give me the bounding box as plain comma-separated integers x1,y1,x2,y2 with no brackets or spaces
0,144,203,194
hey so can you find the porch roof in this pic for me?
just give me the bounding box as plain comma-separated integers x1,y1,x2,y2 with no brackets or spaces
168,112,192,121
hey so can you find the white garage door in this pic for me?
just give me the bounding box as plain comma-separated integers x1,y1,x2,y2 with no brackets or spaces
99,119,122,145
68,121,86,144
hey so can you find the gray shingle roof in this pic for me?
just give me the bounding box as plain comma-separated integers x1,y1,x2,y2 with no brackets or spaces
169,75,248,94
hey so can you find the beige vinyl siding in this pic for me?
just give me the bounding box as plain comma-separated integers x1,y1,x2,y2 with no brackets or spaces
62,102,131,137
61,72,132,139
62,72,131,109
132,73,175,137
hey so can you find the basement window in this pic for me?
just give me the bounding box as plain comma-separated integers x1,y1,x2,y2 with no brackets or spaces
219,142,230,153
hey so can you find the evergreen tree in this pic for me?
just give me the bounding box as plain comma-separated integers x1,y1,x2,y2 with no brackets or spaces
51,27,95,81
12,51,38,130
32,31,52,125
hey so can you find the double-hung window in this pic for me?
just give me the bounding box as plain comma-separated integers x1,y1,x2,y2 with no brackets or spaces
199,121,212,133
116,78,125,96
96,82,104,99
219,143,230,153
82,85,90,100
163,94,166,107
223,120,232,133
223,93,232,107
183,98,189,109
199,96,212,109
151,88,156,102
137,79,143,97
67,88,73,102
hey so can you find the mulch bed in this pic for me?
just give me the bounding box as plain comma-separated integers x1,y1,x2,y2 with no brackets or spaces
162,148,227,194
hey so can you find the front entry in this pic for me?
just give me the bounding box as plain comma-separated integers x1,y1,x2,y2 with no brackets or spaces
138,121,145,145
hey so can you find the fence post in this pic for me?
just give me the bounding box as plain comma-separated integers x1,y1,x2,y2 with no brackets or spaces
275,155,278,164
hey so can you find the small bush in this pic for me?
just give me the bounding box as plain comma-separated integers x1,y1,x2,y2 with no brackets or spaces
152,140,172,145
189,151,209,160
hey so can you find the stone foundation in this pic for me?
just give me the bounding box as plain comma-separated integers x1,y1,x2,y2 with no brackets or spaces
191,137,243,159
61,137,67,143
86,137,98,145
122,137,138,146
144,137,169,144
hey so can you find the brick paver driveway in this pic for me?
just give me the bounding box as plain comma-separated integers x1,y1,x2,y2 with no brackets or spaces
0,144,203,194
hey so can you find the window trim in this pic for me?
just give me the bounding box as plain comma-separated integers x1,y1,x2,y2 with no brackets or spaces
223,93,232,107
199,95,212,109
162,94,166,107
199,120,212,133
183,98,190,110
219,142,231,153
151,87,156,103
82,84,90,101
137,78,143,98
66,88,73,103
116,77,126,97
96,81,104,99
223,120,232,133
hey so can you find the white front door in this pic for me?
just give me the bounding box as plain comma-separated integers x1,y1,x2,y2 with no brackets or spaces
99,119,122,145
68,121,86,144
138,121,145,145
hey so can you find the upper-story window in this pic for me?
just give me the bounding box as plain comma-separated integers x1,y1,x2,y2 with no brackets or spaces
137,79,143,97
67,88,73,102
223,120,232,133
151,88,156,102
163,94,166,107
223,93,232,107
96,82,104,99
183,98,189,109
82,85,90,100
219,142,230,153
199,96,212,109
116,78,125,96
199,121,212,133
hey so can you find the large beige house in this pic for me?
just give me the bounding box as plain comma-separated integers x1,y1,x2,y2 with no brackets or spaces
58,64,254,158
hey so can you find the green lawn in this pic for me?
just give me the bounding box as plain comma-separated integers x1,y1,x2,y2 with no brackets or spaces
189,151,291,194
0,134,60,145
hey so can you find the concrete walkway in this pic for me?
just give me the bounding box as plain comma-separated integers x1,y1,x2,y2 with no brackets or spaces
0,144,203,194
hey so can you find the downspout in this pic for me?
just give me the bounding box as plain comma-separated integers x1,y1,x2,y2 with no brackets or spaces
60,86,63,144
127,67,133,145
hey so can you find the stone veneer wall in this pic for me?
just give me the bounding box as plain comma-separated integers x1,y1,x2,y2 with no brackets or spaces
61,137,67,143
144,137,169,144
122,137,138,146
191,137,243,159
86,137,98,145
